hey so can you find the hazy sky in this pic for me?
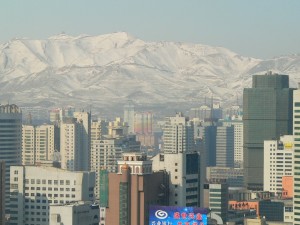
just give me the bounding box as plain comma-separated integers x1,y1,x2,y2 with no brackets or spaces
1,0,299,59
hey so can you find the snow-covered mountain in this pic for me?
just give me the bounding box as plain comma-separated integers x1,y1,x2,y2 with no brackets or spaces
0,32,299,114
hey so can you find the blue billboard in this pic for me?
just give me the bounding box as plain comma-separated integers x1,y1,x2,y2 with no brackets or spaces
149,205,208,225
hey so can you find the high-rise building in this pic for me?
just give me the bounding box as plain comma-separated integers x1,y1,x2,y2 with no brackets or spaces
105,153,169,225
203,125,217,167
134,112,153,134
293,87,300,224
134,112,155,147
91,119,108,141
263,135,294,196
9,162,95,225
91,134,140,199
204,182,228,223
221,115,244,168
216,126,234,167
243,73,293,190
0,104,22,208
152,152,201,207
107,117,128,138
0,161,5,225
60,111,91,171
163,112,194,154
124,102,135,134
22,124,57,165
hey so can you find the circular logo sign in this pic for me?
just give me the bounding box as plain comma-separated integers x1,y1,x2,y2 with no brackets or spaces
155,210,168,219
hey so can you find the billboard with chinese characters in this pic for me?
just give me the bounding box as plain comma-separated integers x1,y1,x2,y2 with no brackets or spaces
149,205,208,225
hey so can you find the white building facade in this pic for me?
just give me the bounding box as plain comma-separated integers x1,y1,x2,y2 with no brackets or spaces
60,112,90,171
49,201,99,225
9,164,95,225
264,135,294,196
91,138,122,199
163,112,194,154
22,124,56,165
152,152,200,207
293,88,300,224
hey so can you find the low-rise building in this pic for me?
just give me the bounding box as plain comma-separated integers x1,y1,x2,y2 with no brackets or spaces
9,162,95,225
49,201,99,225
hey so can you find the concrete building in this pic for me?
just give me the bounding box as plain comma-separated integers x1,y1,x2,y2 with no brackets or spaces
60,111,91,171
221,115,244,168
9,162,95,225
91,138,123,199
216,126,234,167
105,153,169,225
206,167,244,187
134,111,155,147
0,104,22,209
163,112,194,154
49,201,99,225
203,182,228,223
263,135,294,196
243,73,294,190
293,87,300,224
91,119,108,141
22,124,57,165
107,117,128,138
0,161,5,225
90,123,141,199
134,111,153,134
152,152,200,207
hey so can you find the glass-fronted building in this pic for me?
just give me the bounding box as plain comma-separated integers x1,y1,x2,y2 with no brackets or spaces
243,73,294,190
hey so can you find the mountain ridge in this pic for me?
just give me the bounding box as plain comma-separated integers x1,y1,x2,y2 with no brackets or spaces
0,32,299,114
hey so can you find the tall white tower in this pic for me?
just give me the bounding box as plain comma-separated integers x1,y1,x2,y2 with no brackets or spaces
293,88,300,224
0,104,22,208
264,135,294,196
163,112,194,154
22,124,56,165
60,111,91,171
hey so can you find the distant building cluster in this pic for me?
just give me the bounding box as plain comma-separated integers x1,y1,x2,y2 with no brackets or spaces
0,72,300,224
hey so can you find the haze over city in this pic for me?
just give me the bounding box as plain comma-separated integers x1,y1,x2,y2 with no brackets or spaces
1,1,300,225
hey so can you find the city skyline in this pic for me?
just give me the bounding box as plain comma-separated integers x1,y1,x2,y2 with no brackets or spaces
1,1,300,59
